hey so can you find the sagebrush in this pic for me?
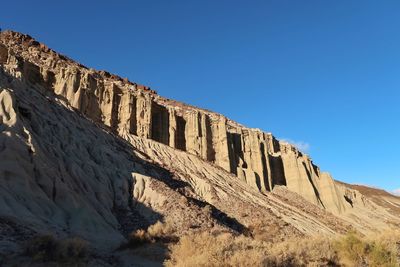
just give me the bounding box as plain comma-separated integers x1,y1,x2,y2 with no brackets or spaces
165,230,400,267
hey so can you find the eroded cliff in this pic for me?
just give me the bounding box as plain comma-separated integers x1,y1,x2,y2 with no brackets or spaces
2,30,400,266
0,30,349,214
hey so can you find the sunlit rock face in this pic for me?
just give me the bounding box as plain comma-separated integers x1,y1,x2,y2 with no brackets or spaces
0,30,351,215
2,32,400,264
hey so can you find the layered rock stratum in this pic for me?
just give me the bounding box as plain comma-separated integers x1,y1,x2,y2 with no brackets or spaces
0,30,399,265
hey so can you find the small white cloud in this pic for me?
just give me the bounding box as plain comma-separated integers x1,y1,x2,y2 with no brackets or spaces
280,138,310,153
392,188,400,196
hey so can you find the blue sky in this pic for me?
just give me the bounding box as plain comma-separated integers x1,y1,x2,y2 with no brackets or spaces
2,1,399,192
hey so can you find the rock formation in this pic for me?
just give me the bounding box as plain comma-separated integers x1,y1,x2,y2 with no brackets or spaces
0,30,352,214
1,30,399,265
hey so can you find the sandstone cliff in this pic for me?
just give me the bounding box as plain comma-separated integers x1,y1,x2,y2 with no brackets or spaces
0,30,352,214
0,53,349,261
0,30,399,265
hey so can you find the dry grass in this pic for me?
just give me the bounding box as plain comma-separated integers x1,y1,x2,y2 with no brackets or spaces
147,220,174,238
24,234,88,264
165,230,400,267
122,221,177,249
164,231,269,267
266,236,339,266
336,231,400,267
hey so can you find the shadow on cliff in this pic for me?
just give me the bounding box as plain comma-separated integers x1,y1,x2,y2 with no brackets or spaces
302,162,325,208
84,117,249,237
0,69,163,238
1,69,248,240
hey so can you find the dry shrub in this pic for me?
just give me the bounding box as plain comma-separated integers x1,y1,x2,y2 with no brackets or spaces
25,234,58,262
267,231,400,267
147,220,174,239
166,230,400,267
127,229,151,248
202,204,213,216
336,230,400,267
368,230,400,266
124,220,176,249
265,236,339,267
249,222,281,242
24,234,88,263
55,237,88,262
165,231,269,267
166,232,339,267
335,231,369,266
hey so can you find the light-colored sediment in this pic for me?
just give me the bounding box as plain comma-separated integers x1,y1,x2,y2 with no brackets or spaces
0,30,399,265
0,31,359,215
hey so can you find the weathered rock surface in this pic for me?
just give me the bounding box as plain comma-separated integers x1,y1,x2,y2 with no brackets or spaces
0,67,351,260
0,30,356,215
0,30,399,265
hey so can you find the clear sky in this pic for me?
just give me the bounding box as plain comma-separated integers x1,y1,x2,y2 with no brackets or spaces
2,1,399,192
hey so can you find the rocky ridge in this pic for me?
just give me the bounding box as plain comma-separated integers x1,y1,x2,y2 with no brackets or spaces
1,30,349,213
0,30,399,265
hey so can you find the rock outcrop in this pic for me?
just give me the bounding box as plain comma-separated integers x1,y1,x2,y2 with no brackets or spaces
1,30,400,265
0,67,351,252
0,30,350,214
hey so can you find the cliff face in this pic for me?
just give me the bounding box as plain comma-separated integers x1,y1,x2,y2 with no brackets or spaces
2,31,400,266
0,30,348,214
0,59,351,254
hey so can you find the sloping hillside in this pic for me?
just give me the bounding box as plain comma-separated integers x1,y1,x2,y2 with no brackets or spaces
0,30,351,214
0,30,399,266
0,66,351,264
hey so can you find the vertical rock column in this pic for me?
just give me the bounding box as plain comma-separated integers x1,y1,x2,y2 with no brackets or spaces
136,92,152,139
260,135,273,192
175,114,187,151
76,72,102,122
54,67,81,110
279,143,322,206
117,89,137,135
22,61,43,88
185,111,202,156
212,116,231,172
235,130,271,192
109,84,122,130
184,111,210,159
168,108,177,148
128,93,137,135
265,133,286,188
151,103,170,145
227,131,243,175
265,133,280,154
199,113,209,160
316,172,347,214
